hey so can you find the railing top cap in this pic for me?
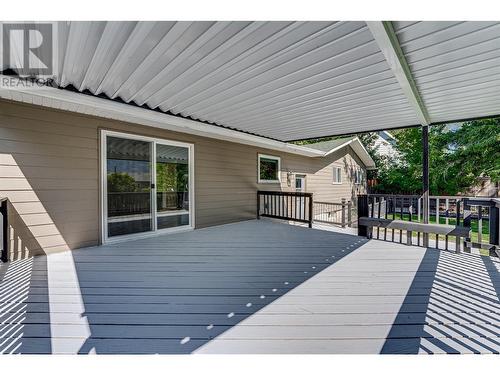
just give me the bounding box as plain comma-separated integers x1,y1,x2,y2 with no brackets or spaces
257,190,312,197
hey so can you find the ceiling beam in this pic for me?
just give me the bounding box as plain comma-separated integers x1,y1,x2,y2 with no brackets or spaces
366,21,431,126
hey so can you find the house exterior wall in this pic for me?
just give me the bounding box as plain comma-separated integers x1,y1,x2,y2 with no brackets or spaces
270,148,367,202
0,100,366,260
303,148,367,202
373,131,398,158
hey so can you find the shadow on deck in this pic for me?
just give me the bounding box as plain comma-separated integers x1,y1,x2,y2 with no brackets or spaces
380,248,500,354
1,220,499,354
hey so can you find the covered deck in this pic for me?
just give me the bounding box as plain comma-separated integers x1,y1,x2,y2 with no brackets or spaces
1,220,498,354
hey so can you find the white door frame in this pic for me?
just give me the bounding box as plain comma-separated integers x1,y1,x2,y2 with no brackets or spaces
100,129,195,244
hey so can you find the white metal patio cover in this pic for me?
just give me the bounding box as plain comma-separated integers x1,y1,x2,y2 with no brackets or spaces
0,21,499,142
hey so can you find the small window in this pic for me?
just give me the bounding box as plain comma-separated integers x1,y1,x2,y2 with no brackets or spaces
354,169,363,184
332,166,342,184
258,154,281,183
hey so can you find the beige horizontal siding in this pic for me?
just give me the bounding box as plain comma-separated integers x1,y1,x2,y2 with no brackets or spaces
305,148,367,204
0,99,367,260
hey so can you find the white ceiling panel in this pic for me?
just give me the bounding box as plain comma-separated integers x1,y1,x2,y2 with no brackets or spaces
393,21,500,124
1,21,499,141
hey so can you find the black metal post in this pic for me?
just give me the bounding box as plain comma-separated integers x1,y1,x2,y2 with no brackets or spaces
308,195,313,228
341,198,346,228
456,199,461,226
462,198,471,228
256,191,261,220
490,205,499,246
347,200,352,227
455,199,462,253
1,199,8,263
422,125,430,247
357,195,369,237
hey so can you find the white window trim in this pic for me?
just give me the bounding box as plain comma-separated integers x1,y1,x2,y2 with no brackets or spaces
295,174,306,191
258,154,281,184
332,166,342,185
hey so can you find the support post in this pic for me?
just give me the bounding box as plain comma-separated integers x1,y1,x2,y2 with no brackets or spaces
341,198,346,228
422,125,430,248
347,200,352,227
256,191,261,220
1,199,8,263
308,195,313,228
456,199,462,253
358,195,369,237
489,204,499,247
462,199,471,228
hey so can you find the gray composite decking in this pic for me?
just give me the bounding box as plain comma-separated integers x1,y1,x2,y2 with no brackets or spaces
0,220,499,354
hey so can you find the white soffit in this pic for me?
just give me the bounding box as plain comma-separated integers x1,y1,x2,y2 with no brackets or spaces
1,21,499,141
366,21,431,125
393,21,500,124
351,139,377,170
0,77,324,158
327,137,376,169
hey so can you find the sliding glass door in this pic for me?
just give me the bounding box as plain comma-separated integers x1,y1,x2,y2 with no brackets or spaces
102,131,193,241
106,136,153,237
155,143,190,229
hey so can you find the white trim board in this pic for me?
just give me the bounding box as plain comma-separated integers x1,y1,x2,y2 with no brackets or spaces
366,21,431,126
321,137,376,170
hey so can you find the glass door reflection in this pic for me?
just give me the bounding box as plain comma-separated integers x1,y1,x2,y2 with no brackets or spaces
106,136,153,237
156,143,190,229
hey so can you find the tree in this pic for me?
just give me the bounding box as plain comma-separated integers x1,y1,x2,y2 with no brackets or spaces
370,127,424,194
370,119,500,195
292,119,499,195
107,172,137,192
156,162,189,192
441,119,500,191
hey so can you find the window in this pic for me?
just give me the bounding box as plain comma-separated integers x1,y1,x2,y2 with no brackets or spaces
332,166,342,184
258,154,281,183
295,175,306,192
354,169,363,184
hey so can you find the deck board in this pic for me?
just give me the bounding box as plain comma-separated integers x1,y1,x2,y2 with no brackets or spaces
1,219,499,354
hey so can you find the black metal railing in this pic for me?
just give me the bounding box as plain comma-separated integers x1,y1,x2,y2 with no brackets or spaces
108,191,188,217
463,197,500,255
257,191,313,228
358,194,500,256
1,197,8,263
313,199,352,228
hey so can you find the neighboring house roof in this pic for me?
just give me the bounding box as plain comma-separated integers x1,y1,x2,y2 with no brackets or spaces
373,131,398,159
299,137,377,170
378,130,396,143
301,137,356,153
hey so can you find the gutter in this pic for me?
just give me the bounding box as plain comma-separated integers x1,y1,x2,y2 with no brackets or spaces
0,75,375,168
300,137,377,170
0,75,324,158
